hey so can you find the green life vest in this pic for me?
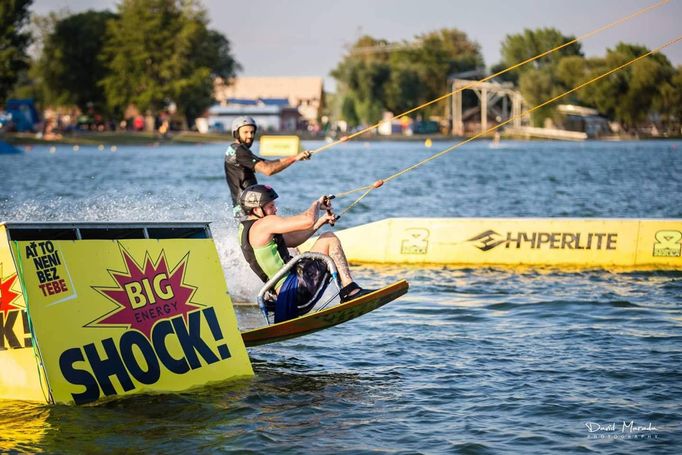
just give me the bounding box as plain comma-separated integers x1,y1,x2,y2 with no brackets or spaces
239,219,292,289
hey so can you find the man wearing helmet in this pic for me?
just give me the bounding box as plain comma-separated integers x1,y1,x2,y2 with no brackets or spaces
225,116,312,218
238,184,372,322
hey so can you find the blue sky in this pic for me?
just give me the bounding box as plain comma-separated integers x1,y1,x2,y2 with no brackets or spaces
33,0,682,91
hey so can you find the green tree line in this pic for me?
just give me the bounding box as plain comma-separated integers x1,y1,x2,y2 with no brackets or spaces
333,27,682,134
0,0,32,105
498,28,682,133
1,0,239,128
2,1,681,134
331,29,484,128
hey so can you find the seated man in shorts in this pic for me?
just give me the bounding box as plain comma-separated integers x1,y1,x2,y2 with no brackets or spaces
238,184,372,322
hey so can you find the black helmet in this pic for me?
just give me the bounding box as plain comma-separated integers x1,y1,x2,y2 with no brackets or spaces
232,116,257,139
239,184,278,213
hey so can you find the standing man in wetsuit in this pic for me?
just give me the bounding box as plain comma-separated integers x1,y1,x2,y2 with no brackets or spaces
225,116,312,218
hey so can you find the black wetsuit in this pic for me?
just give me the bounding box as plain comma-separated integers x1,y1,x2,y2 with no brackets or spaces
224,142,264,207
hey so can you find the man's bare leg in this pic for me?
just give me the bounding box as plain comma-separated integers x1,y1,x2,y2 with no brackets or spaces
309,232,353,287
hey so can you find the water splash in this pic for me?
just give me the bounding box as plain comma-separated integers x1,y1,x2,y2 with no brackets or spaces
0,192,261,301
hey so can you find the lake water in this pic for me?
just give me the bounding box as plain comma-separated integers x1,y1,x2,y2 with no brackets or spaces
1,139,681,453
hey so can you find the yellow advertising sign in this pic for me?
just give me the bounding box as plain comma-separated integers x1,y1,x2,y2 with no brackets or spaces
304,218,682,269
0,225,47,402
13,239,253,405
258,135,301,156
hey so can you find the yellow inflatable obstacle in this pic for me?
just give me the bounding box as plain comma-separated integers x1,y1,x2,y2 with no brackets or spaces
302,218,682,269
0,222,253,405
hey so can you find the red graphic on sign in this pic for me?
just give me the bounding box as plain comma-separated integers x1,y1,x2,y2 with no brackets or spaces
0,273,20,317
93,249,201,338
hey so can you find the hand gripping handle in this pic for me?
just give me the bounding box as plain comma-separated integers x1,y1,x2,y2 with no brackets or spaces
322,194,339,226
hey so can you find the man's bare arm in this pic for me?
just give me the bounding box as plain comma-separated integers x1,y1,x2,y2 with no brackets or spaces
250,199,320,247
282,215,331,247
254,150,311,176
282,198,333,247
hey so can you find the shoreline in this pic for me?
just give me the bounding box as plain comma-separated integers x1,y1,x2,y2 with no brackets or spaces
2,131,680,146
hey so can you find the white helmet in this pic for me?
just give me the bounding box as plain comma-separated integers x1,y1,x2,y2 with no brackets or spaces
231,116,257,138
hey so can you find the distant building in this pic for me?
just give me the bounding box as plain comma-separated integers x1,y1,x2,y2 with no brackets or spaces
206,99,300,133
214,76,324,129
556,105,611,138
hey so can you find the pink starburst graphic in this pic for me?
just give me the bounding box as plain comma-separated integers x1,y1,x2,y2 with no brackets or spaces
93,248,201,338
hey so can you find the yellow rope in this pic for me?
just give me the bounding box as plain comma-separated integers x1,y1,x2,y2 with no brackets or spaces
335,34,682,218
312,0,670,156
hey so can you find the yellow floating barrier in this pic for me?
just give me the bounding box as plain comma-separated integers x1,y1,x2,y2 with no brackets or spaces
0,222,253,405
303,218,682,269
258,135,301,156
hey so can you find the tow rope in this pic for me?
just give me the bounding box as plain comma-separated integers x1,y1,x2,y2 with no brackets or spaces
333,34,682,219
309,0,671,158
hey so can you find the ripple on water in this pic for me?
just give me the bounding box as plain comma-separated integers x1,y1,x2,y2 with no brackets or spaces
2,141,682,454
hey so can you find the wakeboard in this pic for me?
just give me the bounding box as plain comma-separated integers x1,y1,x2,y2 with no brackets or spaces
240,280,409,347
